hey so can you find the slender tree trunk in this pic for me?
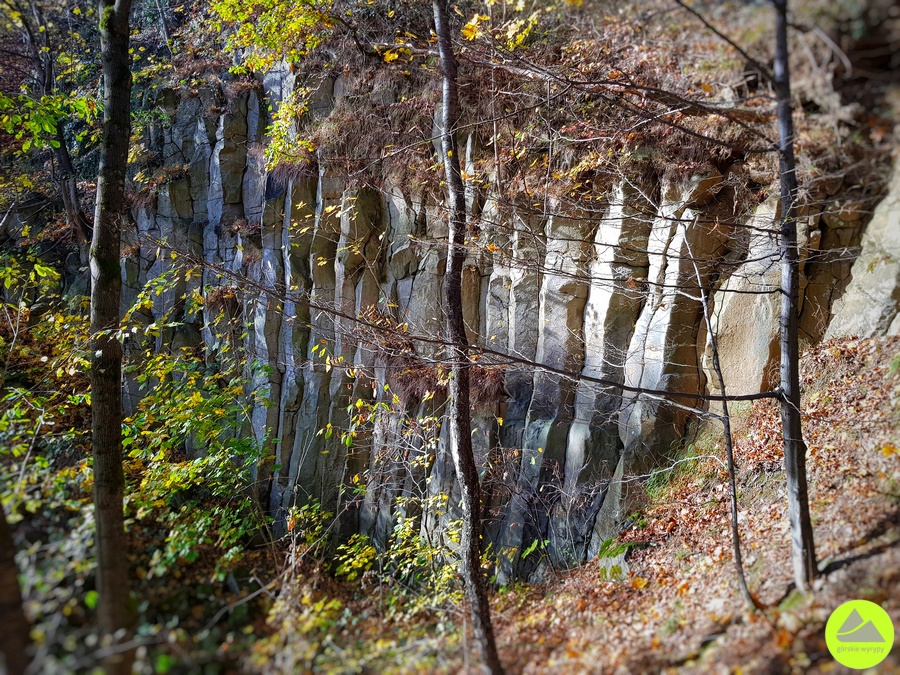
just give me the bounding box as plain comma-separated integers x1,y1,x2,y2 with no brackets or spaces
53,128,92,244
773,0,816,592
19,2,91,243
684,231,758,610
432,2,503,672
91,0,134,668
153,0,173,54
0,503,30,675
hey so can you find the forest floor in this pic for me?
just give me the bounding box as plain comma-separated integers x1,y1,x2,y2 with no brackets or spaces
484,335,900,673
11,317,897,673
258,335,900,674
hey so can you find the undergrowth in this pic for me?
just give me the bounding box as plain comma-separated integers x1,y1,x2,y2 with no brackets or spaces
1,258,278,671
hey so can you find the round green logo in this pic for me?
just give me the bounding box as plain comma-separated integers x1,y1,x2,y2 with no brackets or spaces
825,599,894,669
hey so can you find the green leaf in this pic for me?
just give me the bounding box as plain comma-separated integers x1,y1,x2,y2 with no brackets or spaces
155,653,175,674
33,263,55,278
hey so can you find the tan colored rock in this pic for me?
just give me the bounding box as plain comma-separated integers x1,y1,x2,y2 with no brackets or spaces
621,178,731,457
838,202,865,222
826,165,900,338
705,197,781,397
685,172,724,207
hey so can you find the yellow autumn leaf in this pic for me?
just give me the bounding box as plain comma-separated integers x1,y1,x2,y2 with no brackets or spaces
461,14,490,40
383,49,399,63
631,576,649,589
883,442,897,457
700,83,713,94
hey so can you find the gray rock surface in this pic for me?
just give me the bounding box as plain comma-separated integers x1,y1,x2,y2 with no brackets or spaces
122,72,900,582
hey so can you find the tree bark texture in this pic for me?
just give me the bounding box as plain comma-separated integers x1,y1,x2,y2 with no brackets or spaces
54,130,92,244
90,0,134,663
431,2,504,672
684,232,758,609
0,503,31,675
54,124,92,243
20,1,90,242
773,0,817,592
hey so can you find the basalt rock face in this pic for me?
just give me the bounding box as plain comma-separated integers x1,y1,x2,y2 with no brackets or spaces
122,73,898,582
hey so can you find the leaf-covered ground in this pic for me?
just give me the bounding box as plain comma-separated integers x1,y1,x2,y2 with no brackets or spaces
487,336,900,673
249,336,899,674
11,312,896,673
8,302,897,674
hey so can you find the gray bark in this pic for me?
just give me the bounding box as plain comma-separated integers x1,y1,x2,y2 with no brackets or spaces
773,0,817,591
685,232,758,609
432,2,504,672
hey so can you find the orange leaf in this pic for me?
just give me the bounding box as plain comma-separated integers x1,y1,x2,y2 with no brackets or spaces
775,629,793,648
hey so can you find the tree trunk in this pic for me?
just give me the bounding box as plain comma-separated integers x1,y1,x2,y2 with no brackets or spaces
153,0,173,54
0,503,30,675
773,0,816,592
53,128,92,244
91,0,134,668
20,2,91,244
684,231,758,610
431,2,504,672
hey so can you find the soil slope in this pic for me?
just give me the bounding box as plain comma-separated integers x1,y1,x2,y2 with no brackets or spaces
491,336,900,673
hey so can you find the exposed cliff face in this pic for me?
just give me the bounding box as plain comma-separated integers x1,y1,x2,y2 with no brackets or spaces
121,68,898,581
826,162,900,339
